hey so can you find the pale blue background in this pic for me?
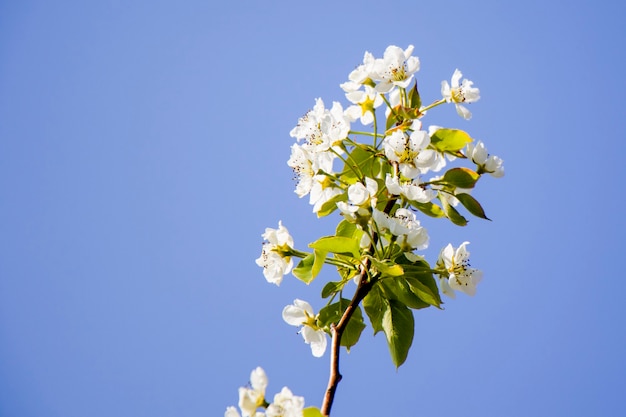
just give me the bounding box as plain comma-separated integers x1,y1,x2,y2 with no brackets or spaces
1,1,625,416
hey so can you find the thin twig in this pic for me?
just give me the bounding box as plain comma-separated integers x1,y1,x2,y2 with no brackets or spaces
320,270,373,416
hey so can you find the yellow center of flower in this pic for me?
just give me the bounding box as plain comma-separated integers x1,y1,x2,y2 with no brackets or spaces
451,87,466,103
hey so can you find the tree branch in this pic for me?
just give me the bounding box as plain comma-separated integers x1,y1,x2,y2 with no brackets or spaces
320,269,374,416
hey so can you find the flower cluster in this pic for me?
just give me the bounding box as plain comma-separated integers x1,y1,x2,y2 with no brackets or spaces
253,44,505,362
226,367,305,417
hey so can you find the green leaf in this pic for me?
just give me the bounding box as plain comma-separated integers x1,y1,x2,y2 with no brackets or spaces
316,193,347,218
336,219,357,238
404,274,441,308
318,299,366,350
321,280,345,298
368,257,404,277
309,236,360,258
382,300,414,368
363,284,387,334
380,276,430,309
408,81,422,109
292,254,315,284
410,200,445,218
430,128,472,153
291,250,327,284
442,167,480,189
441,196,468,226
456,193,490,220
303,407,324,417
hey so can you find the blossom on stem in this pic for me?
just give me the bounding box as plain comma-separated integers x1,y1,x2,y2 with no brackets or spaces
372,208,429,252
282,299,327,357
255,221,294,286
436,242,483,297
385,174,436,204
343,85,383,125
383,128,437,178
466,141,505,178
441,69,480,120
265,387,305,417
373,45,420,92
287,143,335,198
289,98,350,152
238,367,269,417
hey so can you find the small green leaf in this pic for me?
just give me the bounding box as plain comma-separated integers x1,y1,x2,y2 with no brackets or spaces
380,276,430,309
456,193,490,220
316,193,347,218
430,128,472,153
291,250,327,284
292,254,315,284
405,275,441,308
442,167,480,189
368,257,404,277
363,284,387,334
321,280,345,298
408,81,422,109
318,299,366,350
441,196,468,226
310,236,360,258
336,219,357,238
303,407,324,417
382,300,414,368
410,200,445,218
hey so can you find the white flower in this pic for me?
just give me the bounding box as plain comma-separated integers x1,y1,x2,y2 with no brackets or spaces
371,208,429,252
343,85,383,125
348,177,378,206
265,387,305,417
287,144,335,198
383,128,434,178
441,69,480,120
282,299,327,357
255,222,294,286
238,367,269,417
345,51,377,86
466,141,504,178
309,179,342,214
290,98,350,152
373,45,420,92
437,242,483,297
385,174,436,203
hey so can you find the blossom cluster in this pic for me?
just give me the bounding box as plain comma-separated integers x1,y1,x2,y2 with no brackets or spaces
226,367,305,417
251,44,504,371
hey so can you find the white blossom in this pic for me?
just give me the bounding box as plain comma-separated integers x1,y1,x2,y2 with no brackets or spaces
265,387,305,417
290,98,350,152
466,141,505,178
385,174,436,203
441,69,480,120
287,143,335,198
255,221,294,286
437,242,483,297
282,299,327,357
383,128,435,178
373,45,420,92
238,367,269,417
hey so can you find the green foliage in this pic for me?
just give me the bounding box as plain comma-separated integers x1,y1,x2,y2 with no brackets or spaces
382,300,414,368
292,249,328,284
456,193,490,220
430,128,472,153
310,236,360,258
442,167,480,189
318,299,366,350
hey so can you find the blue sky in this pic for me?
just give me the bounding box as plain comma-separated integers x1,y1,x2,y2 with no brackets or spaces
1,1,625,416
